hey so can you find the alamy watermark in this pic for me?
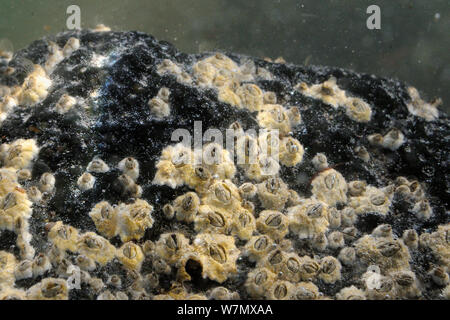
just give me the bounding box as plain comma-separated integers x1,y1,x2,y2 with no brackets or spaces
366,5,381,29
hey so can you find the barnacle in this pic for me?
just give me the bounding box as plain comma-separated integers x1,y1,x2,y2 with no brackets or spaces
230,208,256,240
32,253,52,277
318,256,342,284
287,198,329,239
265,280,294,300
155,232,191,265
236,83,264,111
62,37,80,57
338,247,357,266
279,137,304,167
245,267,277,298
345,97,373,123
354,235,411,273
76,232,116,266
202,180,241,211
77,172,95,191
153,143,193,188
257,177,290,210
402,229,419,249
243,235,275,262
348,186,393,215
184,233,240,283
256,210,289,240
1,139,39,169
118,157,140,181
48,221,79,252
290,282,320,300
336,286,366,300
173,191,200,223
148,96,170,118
412,199,432,220
116,199,154,242
88,201,118,239
406,86,440,121
18,65,52,106
257,104,291,135
117,242,144,271
0,251,16,287
382,129,405,151
55,94,77,114
39,172,55,193
327,231,345,249
311,168,348,206
87,158,110,173
26,278,68,300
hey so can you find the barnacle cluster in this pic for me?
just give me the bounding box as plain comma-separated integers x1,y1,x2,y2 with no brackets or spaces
294,77,372,122
0,30,447,301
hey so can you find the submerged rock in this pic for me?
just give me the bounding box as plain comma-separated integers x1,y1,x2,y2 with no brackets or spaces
0,29,448,300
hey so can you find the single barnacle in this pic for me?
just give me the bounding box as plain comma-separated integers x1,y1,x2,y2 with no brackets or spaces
16,169,32,181
265,280,293,300
207,287,239,300
257,104,291,135
342,226,358,242
117,199,154,242
230,208,256,240
257,177,290,210
62,37,80,57
76,232,116,266
47,221,79,252
14,259,33,280
263,91,277,104
327,207,341,229
279,137,304,167
155,232,191,265
429,266,449,286
236,83,264,111
345,98,372,123
188,233,240,283
412,199,432,220
173,192,200,223
340,207,357,227
290,282,320,300
392,271,421,299
354,146,370,162
75,254,96,272
245,267,277,298
287,106,302,126
327,231,345,249
348,180,367,197
88,201,118,239
312,153,328,171
280,253,303,282
148,96,170,118
287,199,329,239
202,180,241,210
162,203,175,219
311,168,348,206
372,224,393,239
338,247,356,266
298,256,320,281
26,278,68,300
256,210,289,240
243,235,274,262
406,86,440,121
402,229,418,249
32,253,51,277
118,157,140,181
115,173,142,198
117,242,144,271
368,133,384,147
87,158,109,173
39,172,55,193
157,87,171,103
318,256,341,284
336,286,366,300
382,129,405,151
311,232,328,251
77,172,95,191
239,182,257,199
55,94,77,114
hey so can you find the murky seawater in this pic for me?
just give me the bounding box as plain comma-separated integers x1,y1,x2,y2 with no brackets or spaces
1,0,448,113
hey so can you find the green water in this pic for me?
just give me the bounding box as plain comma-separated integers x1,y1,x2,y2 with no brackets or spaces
1,0,449,113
